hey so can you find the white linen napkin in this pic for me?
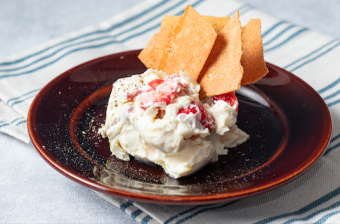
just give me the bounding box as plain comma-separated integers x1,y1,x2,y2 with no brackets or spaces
1,0,340,223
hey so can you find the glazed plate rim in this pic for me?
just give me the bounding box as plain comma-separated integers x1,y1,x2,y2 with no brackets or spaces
27,50,332,205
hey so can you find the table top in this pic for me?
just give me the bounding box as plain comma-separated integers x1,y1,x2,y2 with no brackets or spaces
0,0,339,223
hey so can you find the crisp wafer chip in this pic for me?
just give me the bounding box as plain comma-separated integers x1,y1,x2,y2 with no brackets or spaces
162,15,230,33
138,33,162,69
198,11,243,97
161,5,217,80
139,5,267,97
138,17,180,70
241,19,268,85
161,15,180,29
202,16,230,33
157,14,184,72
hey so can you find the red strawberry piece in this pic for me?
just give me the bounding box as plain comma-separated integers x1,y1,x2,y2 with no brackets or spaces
213,92,238,111
178,102,215,129
139,87,176,109
148,79,164,88
126,90,141,100
138,77,183,109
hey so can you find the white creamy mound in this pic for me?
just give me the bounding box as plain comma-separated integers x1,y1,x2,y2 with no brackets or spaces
99,69,248,178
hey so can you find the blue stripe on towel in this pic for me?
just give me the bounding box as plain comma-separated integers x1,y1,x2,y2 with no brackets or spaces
175,201,239,224
141,215,152,224
327,99,340,108
318,77,340,94
131,209,143,219
165,198,241,224
228,4,249,16
227,4,251,17
323,89,340,101
254,188,340,224
10,117,25,124
283,200,340,224
324,134,340,155
113,0,187,38
0,36,114,73
120,200,134,212
16,120,27,126
262,21,289,38
7,88,41,104
0,122,9,129
0,41,122,80
10,94,36,107
264,28,309,53
290,41,340,73
164,205,208,224
239,6,253,15
330,134,340,143
0,0,168,67
284,39,339,70
324,142,340,155
315,209,340,224
263,25,296,47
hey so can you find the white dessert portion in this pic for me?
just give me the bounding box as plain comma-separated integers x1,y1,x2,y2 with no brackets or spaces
99,69,248,178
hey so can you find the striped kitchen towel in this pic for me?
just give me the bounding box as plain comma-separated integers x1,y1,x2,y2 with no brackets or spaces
1,0,340,223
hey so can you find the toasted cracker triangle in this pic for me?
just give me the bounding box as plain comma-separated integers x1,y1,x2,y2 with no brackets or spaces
198,11,243,97
138,16,180,70
138,33,162,69
161,5,217,80
201,16,230,33
241,19,268,85
142,14,228,74
161,15,180,29
162,15,230,34
139,6,268,97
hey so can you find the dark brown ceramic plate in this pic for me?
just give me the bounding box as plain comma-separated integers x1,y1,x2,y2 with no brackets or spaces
28,50,331,205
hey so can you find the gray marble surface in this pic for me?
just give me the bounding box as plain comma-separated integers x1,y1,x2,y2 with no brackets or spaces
0,0,339,223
